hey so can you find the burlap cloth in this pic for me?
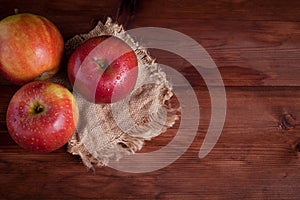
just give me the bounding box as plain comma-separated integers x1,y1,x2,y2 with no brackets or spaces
58,18,179,169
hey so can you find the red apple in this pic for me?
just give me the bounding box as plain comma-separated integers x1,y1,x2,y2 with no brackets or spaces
6,81,79,153
0,13,64,85
67,35,138,104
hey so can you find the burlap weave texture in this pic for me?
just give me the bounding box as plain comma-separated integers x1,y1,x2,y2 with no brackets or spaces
63,18,179,168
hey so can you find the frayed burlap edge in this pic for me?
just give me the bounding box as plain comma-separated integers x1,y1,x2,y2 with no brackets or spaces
65,18,180,169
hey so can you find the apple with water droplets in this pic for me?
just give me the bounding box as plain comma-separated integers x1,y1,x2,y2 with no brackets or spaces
6,81,79,153
67,35,138,103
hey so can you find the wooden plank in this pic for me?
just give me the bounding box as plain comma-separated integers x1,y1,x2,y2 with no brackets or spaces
131,0,300,22
0,0,120,39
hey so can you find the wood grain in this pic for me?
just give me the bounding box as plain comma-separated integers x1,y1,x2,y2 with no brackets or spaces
1,0,300,199
128,0,300,87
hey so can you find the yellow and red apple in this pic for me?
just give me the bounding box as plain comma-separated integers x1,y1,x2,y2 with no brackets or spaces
0,13,64,85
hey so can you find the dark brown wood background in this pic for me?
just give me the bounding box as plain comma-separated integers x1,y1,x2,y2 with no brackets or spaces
1,0,300,199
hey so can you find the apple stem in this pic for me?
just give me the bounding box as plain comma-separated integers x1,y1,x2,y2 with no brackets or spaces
14,8,19,14
35,105,44,114
93,58,109,70
30,101,45,116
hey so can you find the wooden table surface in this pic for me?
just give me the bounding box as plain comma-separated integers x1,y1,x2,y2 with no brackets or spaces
1,0,300,199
